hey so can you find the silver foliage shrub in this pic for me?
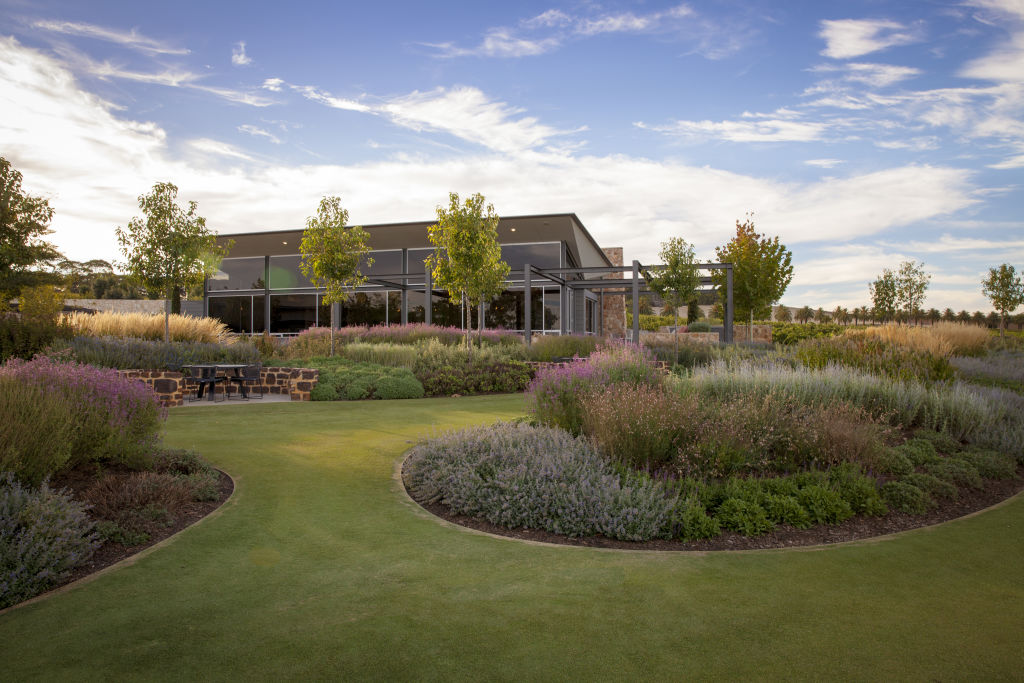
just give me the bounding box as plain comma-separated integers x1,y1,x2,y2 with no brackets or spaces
404,422,676,541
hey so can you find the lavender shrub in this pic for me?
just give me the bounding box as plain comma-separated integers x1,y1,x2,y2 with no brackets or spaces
1,357,164,470
404,422,677,541
1,473,100,609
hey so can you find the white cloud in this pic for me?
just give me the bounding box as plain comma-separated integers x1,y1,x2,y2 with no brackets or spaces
819,19,921,59
636,117,827,143
811,62,921,87
261,78,284,92
238,124,281,144
187,138,254,161
805,158,844,168
32,19,189,55
292,84,371,112
576,13,652,36
231,41,252,66
989,152,1024,168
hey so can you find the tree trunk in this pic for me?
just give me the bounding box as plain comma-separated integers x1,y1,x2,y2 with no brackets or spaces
748,310,753,343
171,286,182,315
163,293,171,343
673,306,679,363
462,292,471,358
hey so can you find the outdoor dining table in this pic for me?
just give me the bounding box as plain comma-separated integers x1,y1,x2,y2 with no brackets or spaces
182,364,249,401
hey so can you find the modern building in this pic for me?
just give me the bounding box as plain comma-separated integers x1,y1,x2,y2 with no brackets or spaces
205,213,629,338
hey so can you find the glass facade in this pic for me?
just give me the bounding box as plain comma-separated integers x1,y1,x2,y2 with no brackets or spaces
269,255,313,289
270,294,317,333
208,257,265,291
209,295,266,333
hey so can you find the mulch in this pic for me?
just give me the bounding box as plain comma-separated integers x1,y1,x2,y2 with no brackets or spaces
405,463,1024,551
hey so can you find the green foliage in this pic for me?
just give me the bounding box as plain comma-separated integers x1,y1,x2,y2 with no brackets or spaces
0,377,75,485
981,264,1024,335
925,458,983,489
875,448,914,476
911,428,961,454
305,358,424,401
68,335,258,370
646,237,701,330
902,473,958,500
17,284,64,323
869,268,899,322
712,214,794,330
115,182,230,324
715,498,775,536
796,485,854,525
0,157,62,301
761,494,812,528
771,322,846,345
959,449,1017,480
0,314,72,363
671,497,722,540
792,334,954,384
299,196,373,308
829,463,888,516
880,481,933,514
687,321,711,333
425,193,509,348
527,334,599,362
896,439,940,467
896,260,931,321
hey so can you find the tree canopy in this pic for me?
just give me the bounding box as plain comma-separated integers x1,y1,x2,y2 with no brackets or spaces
116,182,229,339
646,237,701,332
981,263,1024,336
0,157,62,301
713,215,794,334
425,192,509,348
896,260,930,322
300,196,373,307
869,268,898,322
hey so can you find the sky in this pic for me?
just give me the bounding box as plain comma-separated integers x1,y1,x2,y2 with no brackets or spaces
1,0,1023,312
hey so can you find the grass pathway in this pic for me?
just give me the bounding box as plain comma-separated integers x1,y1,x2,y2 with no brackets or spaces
2,395,1023,680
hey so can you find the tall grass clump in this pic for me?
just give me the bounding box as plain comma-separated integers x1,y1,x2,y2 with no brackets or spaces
1,474,100,609
1,357,163,471
527,342,662,434
334,342,419,369
65,312,229,344
527,334,600,362
688,361,996,443
1,314,73,363
404,422,677,541
69,336,259,370
792,334,954,384
0,378,77,485
860,322,989,356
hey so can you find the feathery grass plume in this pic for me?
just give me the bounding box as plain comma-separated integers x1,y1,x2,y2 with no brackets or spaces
65,311,229,344
858,322,989,357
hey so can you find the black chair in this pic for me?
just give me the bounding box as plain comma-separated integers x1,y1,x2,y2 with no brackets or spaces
186,365,226,402
228,363,263,400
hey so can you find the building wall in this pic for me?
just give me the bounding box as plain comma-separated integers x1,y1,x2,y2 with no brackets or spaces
66,299,167,314
601,247,626,338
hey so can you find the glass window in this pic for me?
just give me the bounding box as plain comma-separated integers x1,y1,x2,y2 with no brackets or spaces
317,295,331,328
501,243,561,271
543,288,560,331
208,257,265,292
485,289,523,330
209,296,253,333
586,298,595,333
268,255,313,290
530,287,543,331
253,295,265,333
365,250,402,277
270,294,317,333
407,248,434,276
430,292,461,327
341,292,386,327
387,291,402,326
407,290,426,324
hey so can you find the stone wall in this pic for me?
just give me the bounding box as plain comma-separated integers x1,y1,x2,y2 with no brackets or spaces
732,324,772,343
601,247,626,338
66,299,168,314
640,331,721,345
117,366,319,407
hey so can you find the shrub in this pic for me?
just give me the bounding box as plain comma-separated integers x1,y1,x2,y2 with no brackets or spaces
902,473,958,500
301,359,424,401
874,448,914,476
897,439,940,467
670,497,721,541
761,494,812,528
0,377,76,485
796,485,854,525
715,498,775,536
65,311,229,344
404,422,678,541
0,357,163,470
911,428,961,454
1,474,100,608
0,314,73,363
829,463,887,516
880,481,933,514
310,382,338,401
82,472,194,538
281,324,522,360
581,383,687,470
68,335,259,371
375,374,426,400
771,322,846,345
152,448,221,501
527,334,600,362
952,350,1024,388
925,458,983,489
337,342,419,369
792,334,954,384
960,449,1017,479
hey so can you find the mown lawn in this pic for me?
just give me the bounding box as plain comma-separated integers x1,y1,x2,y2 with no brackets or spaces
2,395,1022,680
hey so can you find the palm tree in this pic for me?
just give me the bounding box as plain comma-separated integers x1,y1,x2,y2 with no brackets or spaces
942,308,955,322
796,306,814,324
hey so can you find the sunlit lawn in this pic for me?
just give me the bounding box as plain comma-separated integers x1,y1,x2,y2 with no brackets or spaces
2,395,1022,680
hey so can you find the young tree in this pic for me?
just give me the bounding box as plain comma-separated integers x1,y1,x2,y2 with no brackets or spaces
869,268,898,323
0,157,62,302
981,263,1024,336
425,192,509,351
116,182,230,341
710,301,724,321
646,237,701,355
299,196,374,355
638,295,653,315
713,214,794,341
896,260,931,324
796,305,814,324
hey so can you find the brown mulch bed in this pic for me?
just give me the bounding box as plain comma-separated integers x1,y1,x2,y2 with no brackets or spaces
49,465,234,585
404,461,1024,552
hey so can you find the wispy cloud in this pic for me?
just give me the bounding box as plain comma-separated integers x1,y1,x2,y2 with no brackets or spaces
238,124,281,144
231,41,251,66
810,62,921,87
187,138,254,161
32,19,189,55
819,19,922,59
636,116,827,143
805,158,845,168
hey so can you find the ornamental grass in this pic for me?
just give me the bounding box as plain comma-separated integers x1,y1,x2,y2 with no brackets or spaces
65,311,230,344
858,322,989,357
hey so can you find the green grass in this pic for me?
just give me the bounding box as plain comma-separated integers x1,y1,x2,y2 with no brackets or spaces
2,395,1023,680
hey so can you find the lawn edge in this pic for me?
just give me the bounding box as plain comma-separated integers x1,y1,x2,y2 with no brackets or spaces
0,469,239,617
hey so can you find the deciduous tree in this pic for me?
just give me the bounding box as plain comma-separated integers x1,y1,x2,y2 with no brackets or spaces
116,182,229,341
896,260,931,323
981,263,1024,336
869,268,899,322
646,237,701,354
425,192,509,350
0,157,62,302
299,196,373,354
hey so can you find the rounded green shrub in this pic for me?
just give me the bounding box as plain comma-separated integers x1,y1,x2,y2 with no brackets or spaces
759,477,801,498
761,494,812,529
672,497,721,541
912,428,961,454
874,448,914,475
715,498,775,536
687,321,711,333
926,457,983,489
897,439,940,467
829,464,887,516
344,377,373,400
374,374,425,400
310,382,338,401
796,485,854,525
880,481,933,514
960,449,1017,480
902,473,958,500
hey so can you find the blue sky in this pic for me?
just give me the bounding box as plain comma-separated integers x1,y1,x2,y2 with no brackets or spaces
1,0,1022,312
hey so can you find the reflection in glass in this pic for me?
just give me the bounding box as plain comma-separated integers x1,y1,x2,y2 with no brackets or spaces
363,250,402,276
341,292,386,327
407,291,426,324
543,289,560,331
317,295,330,328
268,255,313,290
209,296,253,333
270,294,317,333
500,243,561,271
387,291,402,325
485,290,523,330
253,296,265,333
431,292,461,327
208,257,265,291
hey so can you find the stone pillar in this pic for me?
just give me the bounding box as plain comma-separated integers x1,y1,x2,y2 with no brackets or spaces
601,247,626,338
